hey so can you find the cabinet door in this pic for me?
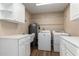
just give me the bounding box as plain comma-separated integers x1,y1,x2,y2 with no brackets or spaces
19,43,26,56
19,38,26,56
19,37,30,56
0,3,13,20
60,39,66,56
0,3,25,23
0,39,18,56
25,43,30,56
13,3,25,23
65,49,73,56
70,3,79,20
53,35,60,52
19,43,30,56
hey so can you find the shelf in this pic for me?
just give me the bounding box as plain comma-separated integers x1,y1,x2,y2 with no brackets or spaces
0,3,13,9
0,9,12,12
0,3,13,12
0,10,13,20
0,10,12,13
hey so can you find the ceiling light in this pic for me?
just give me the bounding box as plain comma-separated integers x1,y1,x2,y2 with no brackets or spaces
36,3,54,6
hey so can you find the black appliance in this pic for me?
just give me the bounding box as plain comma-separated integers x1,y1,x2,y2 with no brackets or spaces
28,23,40,48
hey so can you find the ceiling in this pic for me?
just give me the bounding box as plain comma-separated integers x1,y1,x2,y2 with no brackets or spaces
24,3,68,14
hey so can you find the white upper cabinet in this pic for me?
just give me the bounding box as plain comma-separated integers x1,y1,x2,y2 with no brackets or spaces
0,3,13,20
0,3,13,11
70,3,79,21
0,3,25,23
13,4,25,23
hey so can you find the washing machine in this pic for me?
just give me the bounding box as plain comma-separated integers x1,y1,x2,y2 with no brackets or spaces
53,31,69,52
38,30,51,51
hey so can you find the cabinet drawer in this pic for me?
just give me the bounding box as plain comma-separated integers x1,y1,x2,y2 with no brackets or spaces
65,48,73,56
65,41,79,55
65,52,73,56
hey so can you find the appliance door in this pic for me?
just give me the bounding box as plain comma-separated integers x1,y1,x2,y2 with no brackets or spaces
38,33,51,51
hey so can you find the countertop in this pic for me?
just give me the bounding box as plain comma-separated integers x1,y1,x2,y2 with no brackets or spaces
52,31,69,35
0,34,30,39
60,36,79,48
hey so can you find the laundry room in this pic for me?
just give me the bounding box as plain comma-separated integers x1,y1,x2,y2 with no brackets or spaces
0,2,79,56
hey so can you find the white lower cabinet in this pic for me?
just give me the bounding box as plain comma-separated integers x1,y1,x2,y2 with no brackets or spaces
0,36,31,56
25,43,30,56
65,48,73,56
0,39,18,56
60,39,66,56
19,39,30,56
19,43,26,56
60,38,79,56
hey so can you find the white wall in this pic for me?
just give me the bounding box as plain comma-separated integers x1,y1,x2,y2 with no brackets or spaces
64,5,79,36
31,12,64,31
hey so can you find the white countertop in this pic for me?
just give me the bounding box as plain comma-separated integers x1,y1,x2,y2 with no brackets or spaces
0,34,30,39
52,31,69,35
60,36,79,48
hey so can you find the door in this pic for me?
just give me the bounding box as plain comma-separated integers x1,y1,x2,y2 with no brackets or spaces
19,37,31,56
25,43,30,56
